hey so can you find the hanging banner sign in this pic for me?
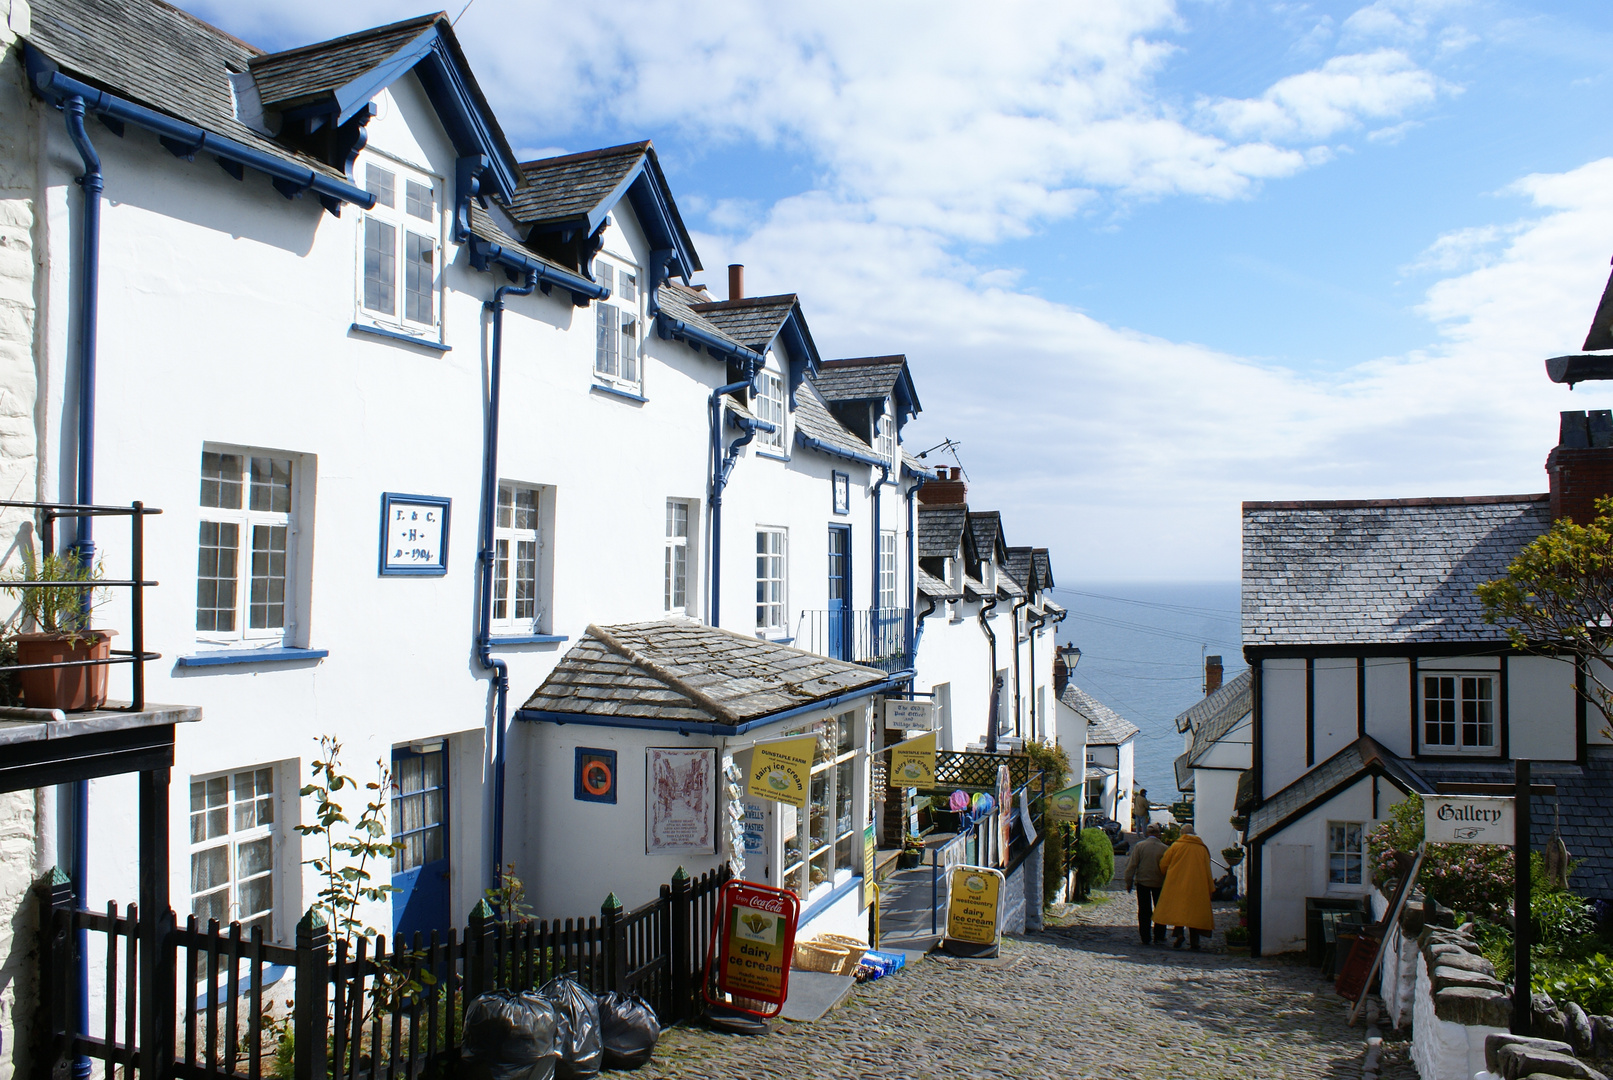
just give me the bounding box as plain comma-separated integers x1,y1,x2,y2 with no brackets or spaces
1424,795,1514,845
861,823,876,911
889,731,938,788
944,865,1005,953
705,880,801,1018
745,736,817,808
997,764,1012,867
883,698,935,731
1046,783,1086,822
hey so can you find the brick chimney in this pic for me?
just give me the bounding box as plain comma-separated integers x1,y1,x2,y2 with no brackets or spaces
728,264,744,301
918,466,967,506
1205,655,1223,696
1548,410,1613,523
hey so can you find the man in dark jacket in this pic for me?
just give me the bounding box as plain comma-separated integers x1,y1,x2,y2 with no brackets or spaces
1123,823,1169,945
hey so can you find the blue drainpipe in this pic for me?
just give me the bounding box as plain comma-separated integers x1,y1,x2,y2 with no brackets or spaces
479,274,536,891
706,370,765,626
62,94,100,1080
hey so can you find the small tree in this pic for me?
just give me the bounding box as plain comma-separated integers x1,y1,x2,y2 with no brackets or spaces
1477,495,1613,739
297,735,399,938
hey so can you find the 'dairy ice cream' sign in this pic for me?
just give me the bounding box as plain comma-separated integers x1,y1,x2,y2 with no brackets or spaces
708,881,801,1017
745,736,817,808
1423,795,1514,845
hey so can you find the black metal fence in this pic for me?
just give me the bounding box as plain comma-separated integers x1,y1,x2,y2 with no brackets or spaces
38,865,732,1079
793,608,909,670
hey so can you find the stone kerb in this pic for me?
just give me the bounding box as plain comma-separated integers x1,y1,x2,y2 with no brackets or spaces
1410,923,1510,1080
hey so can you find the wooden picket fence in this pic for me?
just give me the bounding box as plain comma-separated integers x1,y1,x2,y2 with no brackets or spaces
37,865,732,1079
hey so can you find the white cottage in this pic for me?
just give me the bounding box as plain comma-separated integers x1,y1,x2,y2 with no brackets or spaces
1172,668,1252,882
1241,441,1613,954
1057,683,1137,827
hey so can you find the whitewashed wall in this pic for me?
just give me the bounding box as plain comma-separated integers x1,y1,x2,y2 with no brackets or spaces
1508,654,1577,761
1364,657,1412,755
1191,711,1250,872
1260,659,1307,795
913,597,997,751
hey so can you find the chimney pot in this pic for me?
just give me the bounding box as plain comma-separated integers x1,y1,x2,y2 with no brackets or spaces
1205,655,1223,696
728,264,744,302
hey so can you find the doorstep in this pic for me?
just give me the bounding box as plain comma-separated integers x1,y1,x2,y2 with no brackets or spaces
781,970,857,1023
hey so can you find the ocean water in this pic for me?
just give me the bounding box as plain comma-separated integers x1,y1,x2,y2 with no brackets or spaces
1048,581,1244,802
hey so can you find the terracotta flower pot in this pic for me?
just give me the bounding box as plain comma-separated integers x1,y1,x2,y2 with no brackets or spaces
15,631,115,711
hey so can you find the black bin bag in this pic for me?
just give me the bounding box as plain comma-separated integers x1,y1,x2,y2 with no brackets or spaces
598,991,660,1070
461,990,560,1080
540,977,603,1080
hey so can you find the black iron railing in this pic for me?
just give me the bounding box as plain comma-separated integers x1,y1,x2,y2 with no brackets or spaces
795,607,910,671
0,500,161,711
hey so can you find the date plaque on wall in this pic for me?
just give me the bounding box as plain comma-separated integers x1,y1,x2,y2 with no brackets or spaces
832,471,850,515
379,493,451,576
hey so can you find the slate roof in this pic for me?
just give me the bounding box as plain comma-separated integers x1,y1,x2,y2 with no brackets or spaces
996,572,1025,601
917,567,962,602
519,621,888,727
1249,736,1432,842
505,142,646,226
465,202,576,278
658,282,733,344
967,511,1007,566
26,0,347,182
248,13,438,108
918,505,967,558
963,575,991,602
1412,754,1613,898
1176,667,1250,733
1185,670,1252,765
1004,547,1035,591
1243,495,1552,647
1033,549,1054,591
691,295,799,351
1060,684,1139,745
813,357,904,403
793,381,879,463
1175,753,1194,792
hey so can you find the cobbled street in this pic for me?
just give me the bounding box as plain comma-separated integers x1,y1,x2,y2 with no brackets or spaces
645,883,1418,1080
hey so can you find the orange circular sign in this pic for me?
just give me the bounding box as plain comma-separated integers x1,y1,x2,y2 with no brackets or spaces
582,760,613,796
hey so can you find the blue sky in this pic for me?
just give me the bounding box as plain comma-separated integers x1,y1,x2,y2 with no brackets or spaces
191,0,1613,581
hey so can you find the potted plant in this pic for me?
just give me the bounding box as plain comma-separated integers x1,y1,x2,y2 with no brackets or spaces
897,833,925,869
1222,845,1245,868
1225,925,1250,955
4,550,113,711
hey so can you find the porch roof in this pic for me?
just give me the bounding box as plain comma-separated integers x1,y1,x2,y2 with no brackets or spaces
916,567,962,602
516,620,890,731
1248,735,1432,842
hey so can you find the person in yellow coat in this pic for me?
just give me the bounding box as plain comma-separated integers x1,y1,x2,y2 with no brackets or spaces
1151,823,1215,950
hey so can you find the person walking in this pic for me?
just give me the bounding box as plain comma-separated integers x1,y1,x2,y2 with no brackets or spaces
1152,823,1215,950
1123,823,1169,945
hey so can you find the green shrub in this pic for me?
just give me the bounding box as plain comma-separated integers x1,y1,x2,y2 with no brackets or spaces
1367,795,1513,920
1072,828,1115,899
1023,741,1073,908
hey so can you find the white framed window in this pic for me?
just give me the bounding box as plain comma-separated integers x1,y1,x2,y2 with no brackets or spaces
756,528,787,633
875,409,895,463
879,531,897,611
190,765,279,939
197,448,301,645
357,158,441,338
594,258,641,389
494,483,550,633
1421,673,1496,752
1328,820,1365,885
780,710,864,903
756,371,786,451
665,500,693,614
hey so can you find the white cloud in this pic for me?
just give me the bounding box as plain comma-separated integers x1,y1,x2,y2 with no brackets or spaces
1199,50,1445,142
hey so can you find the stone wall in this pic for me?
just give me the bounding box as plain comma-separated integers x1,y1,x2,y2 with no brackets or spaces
0,2,41,1075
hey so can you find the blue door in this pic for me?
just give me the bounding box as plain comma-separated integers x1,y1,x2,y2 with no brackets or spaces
827,525,852,660
392,747,450,942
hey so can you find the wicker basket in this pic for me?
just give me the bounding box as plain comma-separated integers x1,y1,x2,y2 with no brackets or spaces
792,937,863,976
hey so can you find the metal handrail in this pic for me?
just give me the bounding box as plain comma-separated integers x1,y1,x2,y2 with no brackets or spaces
0,500,162,710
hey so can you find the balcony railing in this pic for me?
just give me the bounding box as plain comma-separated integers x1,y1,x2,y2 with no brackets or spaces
0,500,161,710
794,607,910,672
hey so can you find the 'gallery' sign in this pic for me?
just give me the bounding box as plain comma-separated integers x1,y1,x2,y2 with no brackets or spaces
1423,795,1514,845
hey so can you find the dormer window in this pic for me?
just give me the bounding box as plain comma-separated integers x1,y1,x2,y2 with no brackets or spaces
594,257,641,391
874,408,894,463
356,157,441,341
756,353,786,451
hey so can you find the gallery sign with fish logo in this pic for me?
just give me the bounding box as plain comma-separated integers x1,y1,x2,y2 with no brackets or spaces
1423,795,1513,845
745,735,817,809
705,880,801,1016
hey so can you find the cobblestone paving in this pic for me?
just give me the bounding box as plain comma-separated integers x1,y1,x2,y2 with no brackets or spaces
643,884,1419,1079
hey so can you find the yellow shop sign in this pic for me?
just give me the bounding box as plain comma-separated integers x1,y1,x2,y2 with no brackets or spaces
889,731,937,788
945,865,1004,946
745,735,817,808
